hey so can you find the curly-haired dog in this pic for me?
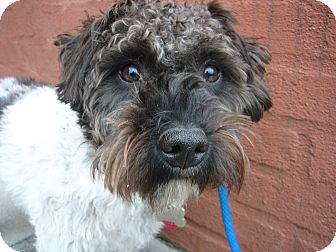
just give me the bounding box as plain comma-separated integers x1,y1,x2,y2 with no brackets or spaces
0,0,271,251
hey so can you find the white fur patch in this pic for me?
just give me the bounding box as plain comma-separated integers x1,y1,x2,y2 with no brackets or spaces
0,78,162,252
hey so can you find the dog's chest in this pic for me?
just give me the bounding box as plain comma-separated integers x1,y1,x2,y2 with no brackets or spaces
34,186,162,251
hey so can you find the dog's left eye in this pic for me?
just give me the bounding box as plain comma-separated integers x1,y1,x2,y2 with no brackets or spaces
203,65,220,82
120,65,141,82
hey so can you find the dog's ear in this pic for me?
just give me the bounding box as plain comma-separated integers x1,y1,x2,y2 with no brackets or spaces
55,27,93,112
208,1,272,122
54,0,136,112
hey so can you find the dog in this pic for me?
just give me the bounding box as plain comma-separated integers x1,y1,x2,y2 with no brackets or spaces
0,0,272,251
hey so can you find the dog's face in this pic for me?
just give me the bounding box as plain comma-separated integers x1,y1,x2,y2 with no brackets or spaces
55,0,271,210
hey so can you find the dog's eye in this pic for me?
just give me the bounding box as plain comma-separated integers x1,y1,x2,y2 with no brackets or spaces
203,65,220,82
120,65,141,82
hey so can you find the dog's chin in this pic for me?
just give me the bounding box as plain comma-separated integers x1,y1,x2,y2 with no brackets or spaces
148,179,200,213
149,179,200,213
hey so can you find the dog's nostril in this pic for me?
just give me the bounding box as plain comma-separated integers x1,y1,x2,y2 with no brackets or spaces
163,144,181,154
158,128,209,169
195,144,208,154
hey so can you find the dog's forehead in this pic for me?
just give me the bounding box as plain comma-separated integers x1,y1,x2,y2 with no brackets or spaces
108,1,234,56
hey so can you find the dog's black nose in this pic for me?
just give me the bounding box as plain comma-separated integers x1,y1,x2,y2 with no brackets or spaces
158,128,209,169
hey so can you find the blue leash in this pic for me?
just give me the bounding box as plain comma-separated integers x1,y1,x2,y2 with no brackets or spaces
218,185,241,252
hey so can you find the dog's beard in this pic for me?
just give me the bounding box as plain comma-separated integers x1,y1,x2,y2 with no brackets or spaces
91,100,251,212
151,179,199,212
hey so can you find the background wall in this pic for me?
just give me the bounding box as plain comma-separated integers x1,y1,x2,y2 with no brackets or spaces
0,0,335,251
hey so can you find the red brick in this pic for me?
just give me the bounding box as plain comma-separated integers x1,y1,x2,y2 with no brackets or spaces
267,1,299,55
308,132,336,184
296,0,331,56
243,120,300,172
320,54,336,76
232,199,334,252
236,172,335,237
324,9,336,56
267,70,336,123
0,0,111,82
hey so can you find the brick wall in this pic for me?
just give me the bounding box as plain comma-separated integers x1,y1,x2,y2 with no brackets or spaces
0,1,335,251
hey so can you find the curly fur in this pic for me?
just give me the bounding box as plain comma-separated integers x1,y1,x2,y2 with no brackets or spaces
0,0,271,251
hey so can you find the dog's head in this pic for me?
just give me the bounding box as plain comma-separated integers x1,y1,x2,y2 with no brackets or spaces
55,0,271,210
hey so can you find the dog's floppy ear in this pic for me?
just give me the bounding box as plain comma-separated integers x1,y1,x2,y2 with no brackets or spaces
208,1,272,122
55,0,136,112
55,27,94,112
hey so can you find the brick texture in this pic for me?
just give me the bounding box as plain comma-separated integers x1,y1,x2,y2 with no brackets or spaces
0,0,335,252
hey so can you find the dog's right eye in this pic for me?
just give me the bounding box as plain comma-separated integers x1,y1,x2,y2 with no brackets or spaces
120,65,141,83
